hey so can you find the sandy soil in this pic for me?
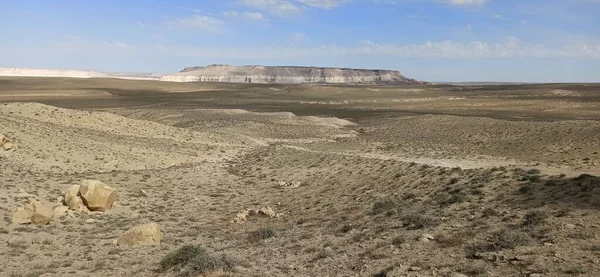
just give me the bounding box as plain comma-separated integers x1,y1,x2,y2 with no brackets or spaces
1,78,600,277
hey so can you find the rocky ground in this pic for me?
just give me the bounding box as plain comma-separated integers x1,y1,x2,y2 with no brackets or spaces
1,78,599,277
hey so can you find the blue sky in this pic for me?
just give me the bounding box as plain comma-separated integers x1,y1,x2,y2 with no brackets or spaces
1,0,598,82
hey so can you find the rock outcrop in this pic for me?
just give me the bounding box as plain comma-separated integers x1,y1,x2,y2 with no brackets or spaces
160,64,426,85
64,185,87,211
116,223,163,246
12,200,54,225
79,180,117,212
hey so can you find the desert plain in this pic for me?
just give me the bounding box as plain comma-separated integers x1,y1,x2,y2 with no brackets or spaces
1,77,600,277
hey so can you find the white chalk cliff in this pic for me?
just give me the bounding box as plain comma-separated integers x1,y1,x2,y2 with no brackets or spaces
160,64,425,85
0,68,162,80
0,68,108,78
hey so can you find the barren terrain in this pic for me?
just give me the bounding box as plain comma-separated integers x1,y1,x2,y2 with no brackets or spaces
1,77,599,277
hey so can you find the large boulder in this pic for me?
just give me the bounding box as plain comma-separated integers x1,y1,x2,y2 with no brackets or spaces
12,199,53,225
116,223,163,246
79,180,117,212
63,185,87,211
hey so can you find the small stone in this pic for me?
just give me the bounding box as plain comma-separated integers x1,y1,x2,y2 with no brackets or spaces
2,142,14,151
419,233,434,242
7,236,28,247
86,219,96,224
449,273,469,277
563,223,576,229
409,266,421,272
16,189,33,199
543,242,553,247
259,206,276,217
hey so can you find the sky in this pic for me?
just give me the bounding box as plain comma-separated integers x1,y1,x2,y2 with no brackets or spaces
0,0,599,82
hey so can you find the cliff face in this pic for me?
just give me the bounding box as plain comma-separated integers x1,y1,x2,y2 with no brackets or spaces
0,68,108,78
160,65,425,85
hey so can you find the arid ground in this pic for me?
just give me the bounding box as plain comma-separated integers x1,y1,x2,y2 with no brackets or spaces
1,77,600,277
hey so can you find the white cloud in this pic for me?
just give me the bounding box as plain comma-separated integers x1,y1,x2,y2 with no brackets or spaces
243,11,267,20
492,14,504,19
222,11,240,17
238,0,302,15
136,37,600,59
170,15,225,33
296,0,351,9
222,10,267,20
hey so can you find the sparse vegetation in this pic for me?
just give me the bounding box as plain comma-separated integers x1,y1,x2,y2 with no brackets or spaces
158,245,236,276
392,236,406,246
488,229,530,250
518,185,533,195
460,262,489,276
440,191,468,205
372,200,397,215
401,213,437,229
522,210,549,227
564,268,586,275
481,207,500,217
248,227,277,242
